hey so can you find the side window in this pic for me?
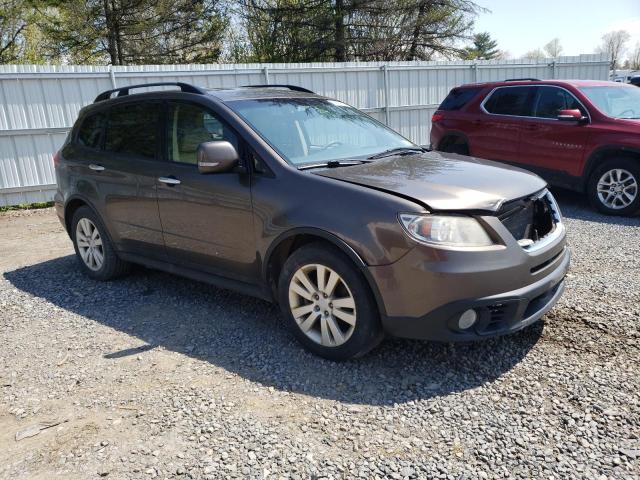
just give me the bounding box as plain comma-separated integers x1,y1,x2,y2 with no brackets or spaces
439,87,483,111
167,102,238,165
77,112,105,149
533,86,585,119
104,103,161,159
483,87,534,116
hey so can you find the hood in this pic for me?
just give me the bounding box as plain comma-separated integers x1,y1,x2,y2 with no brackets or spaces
313,151,547,212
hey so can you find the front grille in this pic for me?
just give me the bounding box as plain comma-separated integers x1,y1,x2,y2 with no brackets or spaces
498,191,557,244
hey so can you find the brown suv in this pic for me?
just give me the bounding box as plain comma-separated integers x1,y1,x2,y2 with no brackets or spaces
54,82,570,360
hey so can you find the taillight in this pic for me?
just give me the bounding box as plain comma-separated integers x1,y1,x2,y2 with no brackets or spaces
431,112,444,123
53,150,61,167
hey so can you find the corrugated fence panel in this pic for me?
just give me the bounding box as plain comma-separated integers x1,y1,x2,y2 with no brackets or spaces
0,55,609,206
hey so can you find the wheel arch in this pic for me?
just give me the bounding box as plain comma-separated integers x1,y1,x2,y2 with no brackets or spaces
584,145,640,186
436,130,470,152
263,228,387,316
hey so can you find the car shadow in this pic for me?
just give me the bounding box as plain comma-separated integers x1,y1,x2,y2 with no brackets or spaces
550,187,640,225
4,255,543,406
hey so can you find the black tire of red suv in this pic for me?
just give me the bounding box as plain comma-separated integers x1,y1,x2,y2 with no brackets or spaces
587,158,640,216
277,243,384,361
71,206,131,281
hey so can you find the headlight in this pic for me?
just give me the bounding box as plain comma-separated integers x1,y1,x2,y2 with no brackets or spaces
398,214,494,247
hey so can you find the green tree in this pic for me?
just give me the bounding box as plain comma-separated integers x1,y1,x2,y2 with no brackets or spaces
461,31,499,60
236,0,482,62
37,0,228,65
0,0,48,63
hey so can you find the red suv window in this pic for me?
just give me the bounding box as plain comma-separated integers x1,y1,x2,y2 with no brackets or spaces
439,87,483,111
483,86,535,116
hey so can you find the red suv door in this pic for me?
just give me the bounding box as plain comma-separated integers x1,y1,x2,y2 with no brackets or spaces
517,86,590,177
467,86,536,162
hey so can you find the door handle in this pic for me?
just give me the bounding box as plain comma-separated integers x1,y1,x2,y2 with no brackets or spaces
524,124,540,130
158,176,181,186
89,164,105,171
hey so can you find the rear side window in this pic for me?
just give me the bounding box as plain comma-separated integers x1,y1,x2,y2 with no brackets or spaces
439,87,482,111
483,87,535,116
77,112,105,149
104,103,161,159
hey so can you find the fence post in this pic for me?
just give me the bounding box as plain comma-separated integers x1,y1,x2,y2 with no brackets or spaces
263,66,269,84
472,63,478,83
109,66,117,88
381,64,390,125
550,61,556,79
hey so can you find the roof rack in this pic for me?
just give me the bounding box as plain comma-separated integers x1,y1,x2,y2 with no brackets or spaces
94,82,207,103
240,84,315,94
504,78,541,82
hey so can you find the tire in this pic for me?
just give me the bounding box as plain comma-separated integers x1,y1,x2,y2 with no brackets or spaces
71,206,130,280
587,158,640,216
440,138,469,156
277,243,384,361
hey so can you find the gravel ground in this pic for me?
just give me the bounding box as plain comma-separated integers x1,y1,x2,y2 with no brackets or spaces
0,189,638,480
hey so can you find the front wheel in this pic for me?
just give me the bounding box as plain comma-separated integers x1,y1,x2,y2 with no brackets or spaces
588,159,640,216
278,243,383,360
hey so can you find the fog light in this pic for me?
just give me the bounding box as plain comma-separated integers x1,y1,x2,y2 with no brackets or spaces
458,309,478,330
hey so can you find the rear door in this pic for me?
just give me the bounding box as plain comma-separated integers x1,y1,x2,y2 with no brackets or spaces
99,101,166,259
467,86,535,162
155,100,256,282
517,86,589,177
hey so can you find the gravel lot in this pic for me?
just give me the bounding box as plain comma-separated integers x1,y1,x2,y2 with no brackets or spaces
0,190,638,480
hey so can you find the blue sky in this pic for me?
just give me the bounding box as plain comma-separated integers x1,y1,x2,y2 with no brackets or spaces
473,0,640,58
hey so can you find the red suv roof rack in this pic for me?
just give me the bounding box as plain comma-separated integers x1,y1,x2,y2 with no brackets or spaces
504,78,541,82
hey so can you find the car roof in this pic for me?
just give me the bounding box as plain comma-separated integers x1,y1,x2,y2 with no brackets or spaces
458,79,625,89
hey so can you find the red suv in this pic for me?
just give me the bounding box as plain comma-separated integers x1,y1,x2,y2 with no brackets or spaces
430,79,640,215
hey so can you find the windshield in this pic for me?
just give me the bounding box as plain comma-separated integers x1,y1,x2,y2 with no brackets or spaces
228,98,414,166
579,85,640,119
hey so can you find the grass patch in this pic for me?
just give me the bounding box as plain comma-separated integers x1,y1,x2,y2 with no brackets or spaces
0,201,54,213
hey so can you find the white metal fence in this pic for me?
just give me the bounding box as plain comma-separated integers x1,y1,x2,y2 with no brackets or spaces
0,54,609,206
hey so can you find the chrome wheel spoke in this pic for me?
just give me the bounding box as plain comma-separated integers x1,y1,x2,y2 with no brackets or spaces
324,271,340,296
292,303,315,319
299,311,320,332
291,282,314,301
326,316,344,344
316,265,327,292
320,316,331,346
333,307,356,326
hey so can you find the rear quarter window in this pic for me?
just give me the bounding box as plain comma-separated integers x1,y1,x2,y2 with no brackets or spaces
76,112,106,149
439,87,483,111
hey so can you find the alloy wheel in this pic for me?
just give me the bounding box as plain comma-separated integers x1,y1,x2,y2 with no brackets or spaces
288,264,356,347
75,218,104,271
597,168,638,210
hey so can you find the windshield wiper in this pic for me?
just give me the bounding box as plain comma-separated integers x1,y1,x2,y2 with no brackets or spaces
297,159,373,170
367,147,424,160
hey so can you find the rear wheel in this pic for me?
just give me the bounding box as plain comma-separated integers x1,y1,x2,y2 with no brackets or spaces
278,243,383,360
439,137,469,155
588,159,640,216
71,206,130,280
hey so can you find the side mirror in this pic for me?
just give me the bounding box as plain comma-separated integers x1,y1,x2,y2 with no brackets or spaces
197,141,239,174
557,109,586,122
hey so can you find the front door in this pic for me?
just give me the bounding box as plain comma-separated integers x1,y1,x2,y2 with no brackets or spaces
517,86,589,177
156,101,256,282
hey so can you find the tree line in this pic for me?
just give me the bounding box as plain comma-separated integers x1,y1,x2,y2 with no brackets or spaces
1,1,638,67
1,0,488,64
